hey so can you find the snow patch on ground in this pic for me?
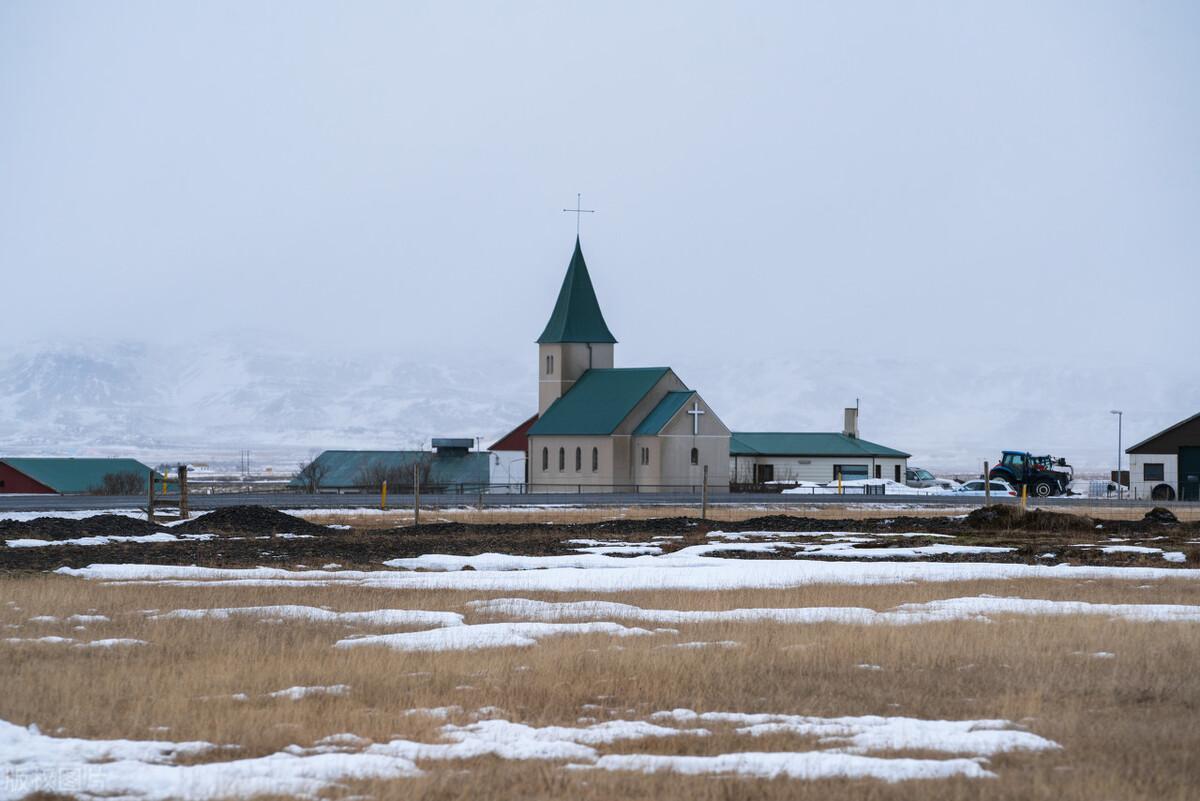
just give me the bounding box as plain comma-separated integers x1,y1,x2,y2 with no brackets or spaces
583,750,992,781
0,708,1055,795
6,533,214,548
335,621,658,652
265,685,350,700
469,596,1200,625
56,558,1200,592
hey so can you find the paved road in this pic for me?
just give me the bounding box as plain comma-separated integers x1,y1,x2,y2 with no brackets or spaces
0,490,1179,514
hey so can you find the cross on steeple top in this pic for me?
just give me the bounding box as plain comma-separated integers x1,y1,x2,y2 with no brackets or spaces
562,193,595,236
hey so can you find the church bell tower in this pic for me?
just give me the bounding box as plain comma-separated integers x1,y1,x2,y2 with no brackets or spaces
536,238,616,414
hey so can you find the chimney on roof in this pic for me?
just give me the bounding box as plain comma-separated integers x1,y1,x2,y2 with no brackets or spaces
843,407,859,439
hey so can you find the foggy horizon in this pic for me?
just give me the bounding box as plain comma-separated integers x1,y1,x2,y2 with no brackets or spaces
3,1,1198,472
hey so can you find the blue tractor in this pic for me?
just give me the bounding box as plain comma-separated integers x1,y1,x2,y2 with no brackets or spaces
989,451,1073,497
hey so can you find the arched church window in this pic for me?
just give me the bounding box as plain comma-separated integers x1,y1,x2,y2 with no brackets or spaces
575,447,582,471
558,448,565,471
591,448,598,471
690,447,699,466
541,447,548,471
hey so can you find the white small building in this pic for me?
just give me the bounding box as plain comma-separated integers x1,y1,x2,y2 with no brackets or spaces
488,414,537,492
1126,412,1200,501
730,408,910,486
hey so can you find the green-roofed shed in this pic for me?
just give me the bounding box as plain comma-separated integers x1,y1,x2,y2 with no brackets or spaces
0,458,157,494
289,449,489,492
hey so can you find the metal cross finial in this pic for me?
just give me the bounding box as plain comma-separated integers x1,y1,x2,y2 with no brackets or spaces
562,193,595,236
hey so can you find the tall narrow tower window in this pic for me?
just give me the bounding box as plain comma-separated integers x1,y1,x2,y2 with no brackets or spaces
546,355,554,375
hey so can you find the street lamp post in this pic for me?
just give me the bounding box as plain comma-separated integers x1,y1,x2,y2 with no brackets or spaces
1110,410,1123,499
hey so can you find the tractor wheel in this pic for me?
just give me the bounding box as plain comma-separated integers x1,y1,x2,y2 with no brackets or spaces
1033,481,1054,498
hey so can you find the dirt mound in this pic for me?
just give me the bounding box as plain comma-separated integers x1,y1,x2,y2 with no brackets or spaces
964,504,1095,532
175,506,327,536
1143,507,1179,526
0,514,166,541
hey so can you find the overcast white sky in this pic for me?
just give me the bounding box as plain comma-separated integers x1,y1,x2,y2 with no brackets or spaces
2,2,1198,461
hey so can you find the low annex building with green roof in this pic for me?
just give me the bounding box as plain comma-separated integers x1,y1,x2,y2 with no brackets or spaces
524,239,731,491
730,408,911,486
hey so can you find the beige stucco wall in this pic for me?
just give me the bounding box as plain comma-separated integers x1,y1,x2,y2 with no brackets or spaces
654,393,730,490
730,455,908,485
538,343,614,414
527,436,616,491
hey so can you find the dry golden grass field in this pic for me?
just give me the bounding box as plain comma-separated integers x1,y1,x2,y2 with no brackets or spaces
4,569,1199,800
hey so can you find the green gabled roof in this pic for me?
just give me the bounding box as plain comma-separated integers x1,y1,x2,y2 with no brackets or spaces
730,432,911,459
536,238,617,344
528,368,670,436
633,391,695,435
0,458,156,494
288,450,489,489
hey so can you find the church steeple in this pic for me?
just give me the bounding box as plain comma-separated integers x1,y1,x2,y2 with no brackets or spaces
536,238,616,414
537,238,617,344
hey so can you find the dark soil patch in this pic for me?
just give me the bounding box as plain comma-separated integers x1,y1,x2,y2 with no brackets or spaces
175,506,328,536
1144,507,1180,526
964,504,1096,532
0,514,168,541
3,506,1197,573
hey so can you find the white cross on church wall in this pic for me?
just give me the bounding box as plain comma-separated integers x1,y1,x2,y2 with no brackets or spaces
687,400,705,435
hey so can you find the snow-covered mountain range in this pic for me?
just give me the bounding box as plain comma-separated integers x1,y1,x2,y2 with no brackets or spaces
1,339,1192,475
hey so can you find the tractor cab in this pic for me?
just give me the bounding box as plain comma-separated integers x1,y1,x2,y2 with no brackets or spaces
999,451,1028,472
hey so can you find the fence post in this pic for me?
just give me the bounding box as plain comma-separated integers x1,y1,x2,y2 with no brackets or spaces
178,464,189,520
984,461,990,505
702,465,709,521
381,480,388,511
413,474,420,527
146,468,155,525
1020,482,1028,512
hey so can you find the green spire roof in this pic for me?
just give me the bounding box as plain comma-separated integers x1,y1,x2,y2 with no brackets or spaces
537,238,617,344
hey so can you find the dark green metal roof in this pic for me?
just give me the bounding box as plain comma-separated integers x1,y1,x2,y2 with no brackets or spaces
289,450,489,489
633,391,695,436
528,368,670,436
536,238,617,344
0,457,156,494
729,432,911,459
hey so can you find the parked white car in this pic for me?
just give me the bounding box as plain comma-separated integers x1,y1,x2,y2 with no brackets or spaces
953,479,1017,497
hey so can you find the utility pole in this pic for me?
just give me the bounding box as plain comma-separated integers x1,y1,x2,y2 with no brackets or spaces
984,461,990,505
178,464,189,520
413,471,421,527
146,468,156,525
